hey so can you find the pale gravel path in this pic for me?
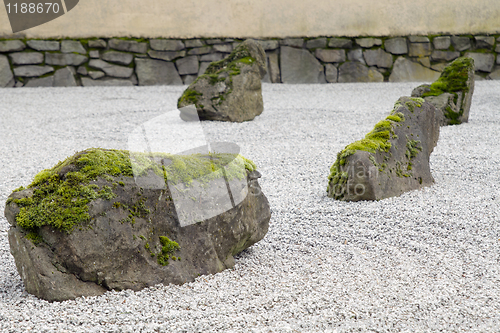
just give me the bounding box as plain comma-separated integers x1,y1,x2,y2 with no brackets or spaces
0,81,499,332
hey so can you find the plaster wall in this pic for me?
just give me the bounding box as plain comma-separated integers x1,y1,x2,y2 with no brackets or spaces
1,0,499,38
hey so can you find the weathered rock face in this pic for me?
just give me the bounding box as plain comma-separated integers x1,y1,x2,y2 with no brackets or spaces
178,39,267,122
327,97,439,201
411,57,475,126
389,57,441,82
6,148,270,302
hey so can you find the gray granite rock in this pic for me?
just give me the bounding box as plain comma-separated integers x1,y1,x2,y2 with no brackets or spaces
267,51,281,83
14,65,54,77
15,81,24,87
408,42,431,57
464,52,495,72
45,53,88,66
213,44,232,53
206,39,223,44
355,38,382,48
88,71,105,79
474,36,495,49
280,46,324,83
306,38,327,49
176,56,199,75
389,57,440,82
150,39,185,51
363,48,393,68
338,62,383,83
257,40,279,51
88,59,134,78
418,57,431,68
9,52,43,65
182,74,197,85
0,55,14,87
184,39,204,48
433,36,451,50
53,67,77,87
430,63,449,72
496,45,500,53
408,36,429,43
347,48,366,64
88,39,107,48
178,39,267,122
135,58,183,85
27,40,59,51
487,68,500,80
109,39,148,53
451,36,471,51
315,49,346,63
384,37,408,55
430,50,460,61
188,47,212,55
148,50,186,62
61,40,86,54
24,76,53,87
325,64,338,83
0,40,25,52
101,51,134,65
77,66,88,75
328,38,352,49
327,97,439,201
280,38,304,48
200,53,224,62
6,148,269,301
198,62,210,76
81,77,134,87
89,50,99,59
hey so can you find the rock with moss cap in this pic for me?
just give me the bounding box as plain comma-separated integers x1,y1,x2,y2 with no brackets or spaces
177,39,267,122
327,97,439,201
411,57,475,126
5,148,270,302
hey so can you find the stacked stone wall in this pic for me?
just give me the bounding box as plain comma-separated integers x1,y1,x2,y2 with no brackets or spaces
1,35,499,88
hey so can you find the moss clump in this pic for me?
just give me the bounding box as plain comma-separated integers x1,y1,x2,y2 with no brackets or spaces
10,148,257,233
406,140,422,159
13,149,133,232
422,57,473,97
25,231,43,245
178,89,202,107
327,107,404,197
156,236,180,266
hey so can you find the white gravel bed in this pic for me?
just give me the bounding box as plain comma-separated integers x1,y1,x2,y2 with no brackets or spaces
0,81,499,332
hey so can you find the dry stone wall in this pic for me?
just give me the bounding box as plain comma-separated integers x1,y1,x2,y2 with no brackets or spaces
0,35,499,88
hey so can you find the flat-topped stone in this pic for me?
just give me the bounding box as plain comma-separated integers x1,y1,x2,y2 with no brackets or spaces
61,40,86,54
9,52,43,65
109,39,148,53
0,40,25,52
150,39,185,51
27,40,59,51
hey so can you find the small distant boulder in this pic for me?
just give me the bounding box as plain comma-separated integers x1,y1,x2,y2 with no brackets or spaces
177,39,267,122
5,148,270,302
411,57,475,125
327,97,439,201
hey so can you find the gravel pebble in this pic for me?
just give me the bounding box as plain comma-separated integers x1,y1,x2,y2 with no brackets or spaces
0,82,499,332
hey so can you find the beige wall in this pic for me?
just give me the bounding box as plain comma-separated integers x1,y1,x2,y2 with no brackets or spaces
1,0,499,39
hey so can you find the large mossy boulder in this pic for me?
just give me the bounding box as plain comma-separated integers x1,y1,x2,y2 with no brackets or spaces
5,148,270,302
411,57,475,126
327,97,439,201
177,39,267,122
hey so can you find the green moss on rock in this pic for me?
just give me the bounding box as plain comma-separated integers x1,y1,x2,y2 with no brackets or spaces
9,148,256,234
422,57,473,97
157,236,180,266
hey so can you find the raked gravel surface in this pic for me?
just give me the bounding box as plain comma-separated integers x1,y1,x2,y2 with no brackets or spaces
0,81,499,333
